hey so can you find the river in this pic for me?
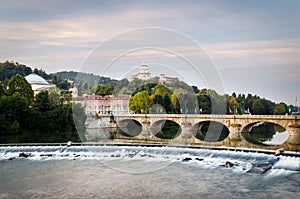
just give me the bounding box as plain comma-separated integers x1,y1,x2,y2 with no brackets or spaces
0,144,300,199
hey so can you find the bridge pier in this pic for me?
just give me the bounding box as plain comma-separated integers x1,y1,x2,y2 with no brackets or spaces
285,126,300,151
176,122,193,145
225,126,243,147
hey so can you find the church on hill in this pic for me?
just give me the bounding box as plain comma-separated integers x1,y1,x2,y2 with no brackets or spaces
130,64,178,84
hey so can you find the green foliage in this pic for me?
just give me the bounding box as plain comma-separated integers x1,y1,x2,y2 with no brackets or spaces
163,93,174,113
7,74,34,103
0,84,5,97
113,78,129,95
274,103,287,115
57,79,69,90
197,95,211,114
95,83,114,96
151,94,165,113
208,89,227,114
251,98,274,115
33,91,51,112
132,83,158,96
54,71,117,85
0,61,32,85
152,84,172,97
0,93,29,134
33,68,51,79
129,91,150,113
153,94,164,105
228,96,239,114
53,71,117,95
192,85,200,93
0,75,86,143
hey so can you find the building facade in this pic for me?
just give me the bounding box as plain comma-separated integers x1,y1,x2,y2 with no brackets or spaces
130,64,151,81
74,94,130,115
159,74,178,84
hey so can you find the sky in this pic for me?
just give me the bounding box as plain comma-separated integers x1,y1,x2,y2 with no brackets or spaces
0,0,299,105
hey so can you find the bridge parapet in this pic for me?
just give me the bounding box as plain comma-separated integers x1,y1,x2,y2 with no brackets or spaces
113,114,299,129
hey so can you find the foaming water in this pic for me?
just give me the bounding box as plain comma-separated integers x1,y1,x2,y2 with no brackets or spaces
0,144,300,198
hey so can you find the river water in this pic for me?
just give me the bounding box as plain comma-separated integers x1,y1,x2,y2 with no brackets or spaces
0,144,300,199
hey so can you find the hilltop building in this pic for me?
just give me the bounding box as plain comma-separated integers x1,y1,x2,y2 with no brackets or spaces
159,74,178,84
25,73,56,96
73,94,130,115
130,64,151,81
130,64,178,84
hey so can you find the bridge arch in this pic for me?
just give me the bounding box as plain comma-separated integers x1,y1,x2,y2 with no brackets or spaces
117,119,142,137
241,121,289,146
150,120,182,139
191,121,230,142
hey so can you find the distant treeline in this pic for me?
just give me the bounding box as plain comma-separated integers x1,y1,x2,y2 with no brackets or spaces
0,61,117,94
1,61,298,117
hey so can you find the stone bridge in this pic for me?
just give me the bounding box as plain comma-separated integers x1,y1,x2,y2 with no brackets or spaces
87,114,300,151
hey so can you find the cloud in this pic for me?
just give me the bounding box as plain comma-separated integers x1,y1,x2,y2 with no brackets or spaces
204,39,300,68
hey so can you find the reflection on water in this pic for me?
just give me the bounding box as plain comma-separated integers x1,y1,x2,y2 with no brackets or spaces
263,131,290,145
250,122,289,145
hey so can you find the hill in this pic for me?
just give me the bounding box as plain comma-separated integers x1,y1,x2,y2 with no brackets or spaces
53,71,117,85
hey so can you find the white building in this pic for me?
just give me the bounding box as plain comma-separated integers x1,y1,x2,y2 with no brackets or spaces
25,73,56,96
130,64,151,81
130,64,178,84
159,74,178,84
73,94,130,115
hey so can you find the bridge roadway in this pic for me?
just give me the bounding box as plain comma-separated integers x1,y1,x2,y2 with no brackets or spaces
88,114,300,151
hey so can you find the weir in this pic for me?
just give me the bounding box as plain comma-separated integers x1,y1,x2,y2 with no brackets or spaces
85,114,300,151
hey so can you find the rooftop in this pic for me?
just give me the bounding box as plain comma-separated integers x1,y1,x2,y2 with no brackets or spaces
25,74,49,85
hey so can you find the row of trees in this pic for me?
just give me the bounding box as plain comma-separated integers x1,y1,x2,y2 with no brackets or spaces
0,61,75,91
128,83,293,115
0,74,86,143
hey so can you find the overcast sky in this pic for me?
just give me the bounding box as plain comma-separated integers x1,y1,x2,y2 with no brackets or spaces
0,0,299,105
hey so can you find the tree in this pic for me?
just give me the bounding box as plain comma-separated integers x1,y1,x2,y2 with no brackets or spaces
132,83,157,96
163,93,174,113
152,84,172,97
33,91,51,112
251,98,274,115
72,103,87,141
95,83,114,96
197,95,211,114
274,103,287,115
192,85,199,94
208,89,227,114
0,93,29,134
153,94,164,105
228,96,238,114
0,84,5,97
0,61,32,83
7,74,34,103
129,91,150,113
58,80,69,90
113,78,129,95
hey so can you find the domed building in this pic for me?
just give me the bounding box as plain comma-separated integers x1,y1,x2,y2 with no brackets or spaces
25,74,56,96
130,64,151,81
